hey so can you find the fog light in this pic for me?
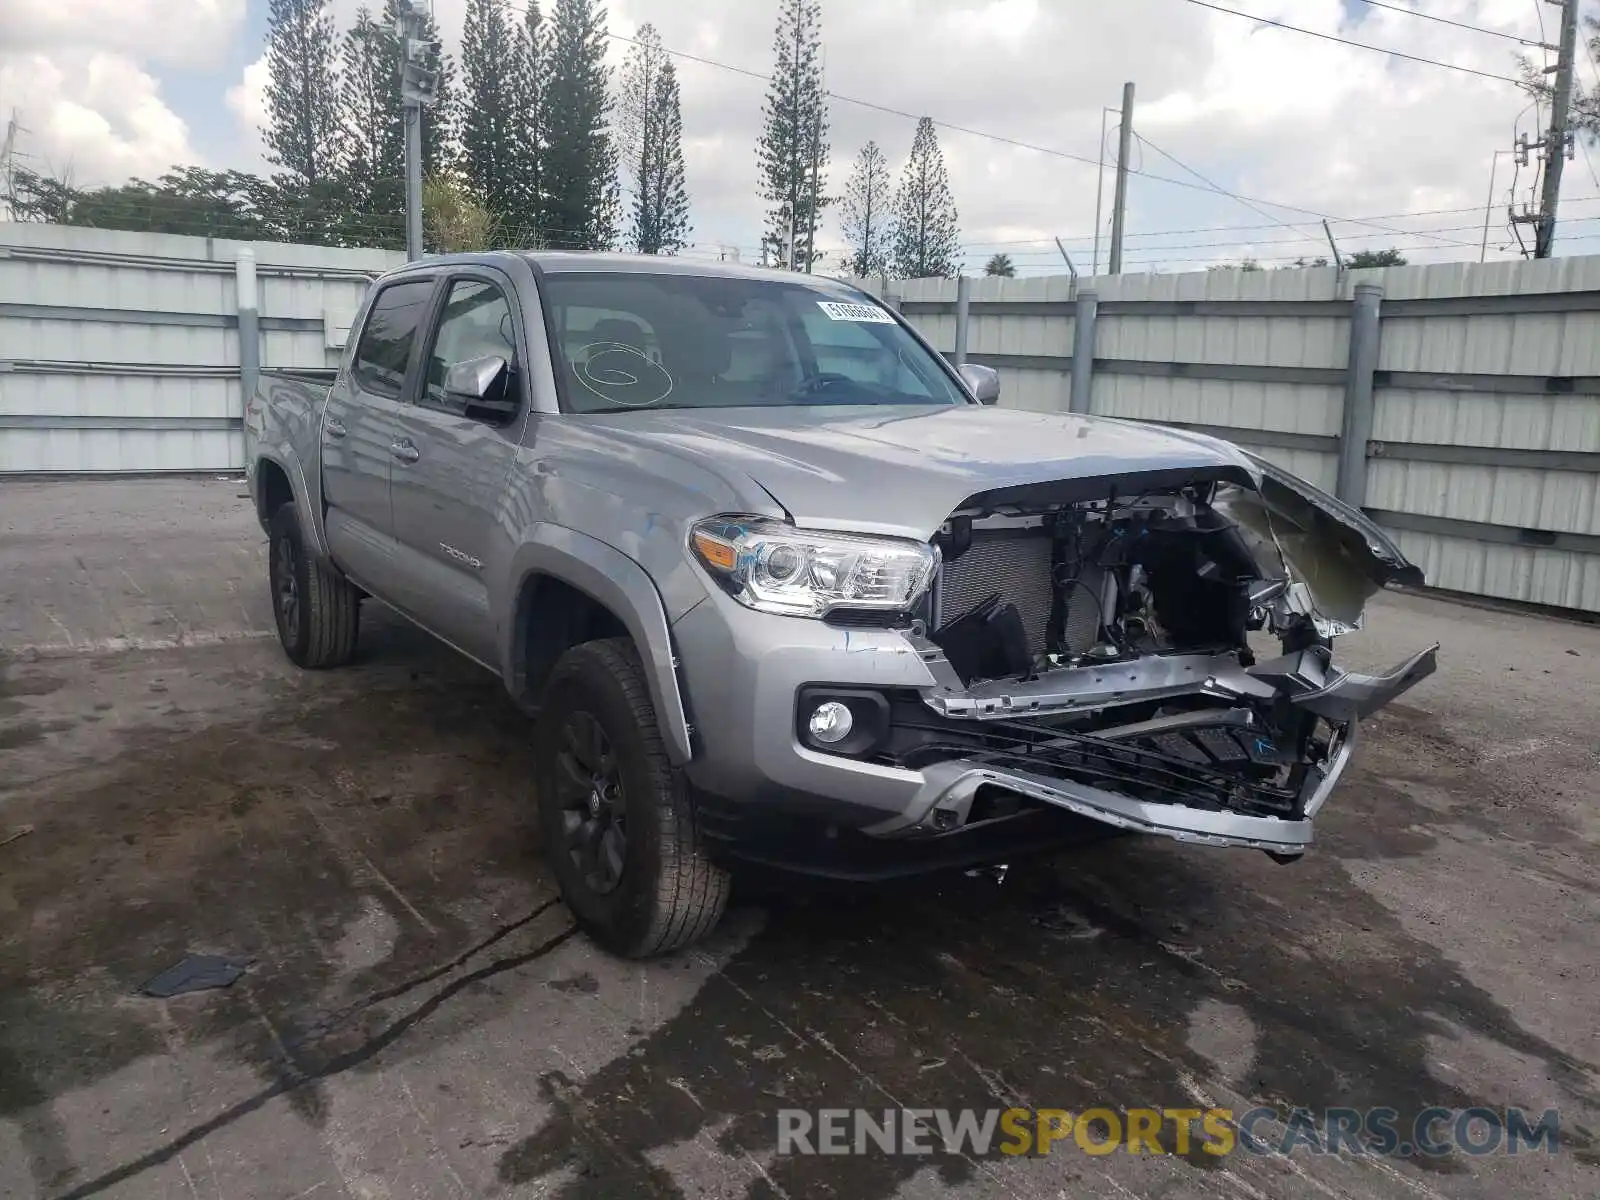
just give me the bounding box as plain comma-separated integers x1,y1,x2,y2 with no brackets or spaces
807,700,854,744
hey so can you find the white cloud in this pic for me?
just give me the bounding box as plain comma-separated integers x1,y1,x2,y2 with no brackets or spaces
579,0,1551,269
0,0,245,71
0,0,243,186
19,0,1596,266
225,54,271,171
0,50,196,185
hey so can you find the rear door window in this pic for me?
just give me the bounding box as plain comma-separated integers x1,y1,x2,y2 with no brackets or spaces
352,279,435,398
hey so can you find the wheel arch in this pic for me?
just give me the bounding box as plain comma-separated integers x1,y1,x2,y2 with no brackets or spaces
502,527,694,767
253,446,330,560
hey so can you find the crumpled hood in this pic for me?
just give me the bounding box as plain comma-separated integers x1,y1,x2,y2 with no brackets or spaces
580,404,1257,539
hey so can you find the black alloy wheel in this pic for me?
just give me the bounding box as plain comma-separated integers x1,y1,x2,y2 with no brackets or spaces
554,709,628,895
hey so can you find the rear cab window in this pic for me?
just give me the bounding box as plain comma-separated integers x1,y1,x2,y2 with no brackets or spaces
351,279,436,398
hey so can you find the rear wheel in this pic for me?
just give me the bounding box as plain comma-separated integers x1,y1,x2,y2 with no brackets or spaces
267,502,360,668
535,638,730,958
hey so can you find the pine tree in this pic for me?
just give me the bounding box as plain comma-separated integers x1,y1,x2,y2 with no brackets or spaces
839,141,890,277
263,0,341,186
503,1,548,240
337,9,404,226
644,60,691,254
618,25,691,255
891,118,960,279
543,0,619,249
756,0,828,270
460,0,521,223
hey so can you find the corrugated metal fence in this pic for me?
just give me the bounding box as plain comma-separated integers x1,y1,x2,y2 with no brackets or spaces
0,224,403,473
861,262,1600,614
3,224,1596,614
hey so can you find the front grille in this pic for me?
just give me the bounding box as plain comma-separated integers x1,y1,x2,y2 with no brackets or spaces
893,714,1304,819
936,529,1055,656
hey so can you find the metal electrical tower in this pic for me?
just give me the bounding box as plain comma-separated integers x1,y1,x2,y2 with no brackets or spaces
1512,0,1580,258
397,0,441,261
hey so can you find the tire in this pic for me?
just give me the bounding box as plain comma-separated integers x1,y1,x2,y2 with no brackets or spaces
267,502,361,669
535,637,730,958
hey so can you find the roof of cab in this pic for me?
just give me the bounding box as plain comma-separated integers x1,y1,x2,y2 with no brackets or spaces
381,249,866,291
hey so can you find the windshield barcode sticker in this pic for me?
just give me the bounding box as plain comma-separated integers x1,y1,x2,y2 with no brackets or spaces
817,301,897,324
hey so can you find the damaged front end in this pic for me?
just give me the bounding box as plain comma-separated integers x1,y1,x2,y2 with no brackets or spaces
876,456,1437,859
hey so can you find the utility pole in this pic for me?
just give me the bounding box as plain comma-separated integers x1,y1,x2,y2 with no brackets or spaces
1481,149,1512,262
1091,105,1116,277
0,112,17,216
397,0,441,261
1321,219,1344,271
804,101,823,274
1108,82,1135,275
1535,0,1579,258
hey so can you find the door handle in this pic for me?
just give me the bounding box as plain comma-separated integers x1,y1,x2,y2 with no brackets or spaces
391,440,420,464
324,417,347,439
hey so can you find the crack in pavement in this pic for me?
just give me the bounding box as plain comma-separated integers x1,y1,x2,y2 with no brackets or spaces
51,916,579,1200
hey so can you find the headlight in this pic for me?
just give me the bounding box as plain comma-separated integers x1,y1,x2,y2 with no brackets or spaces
690,516,936,618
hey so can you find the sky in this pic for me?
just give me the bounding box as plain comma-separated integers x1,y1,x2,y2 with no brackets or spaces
3,0,1599,274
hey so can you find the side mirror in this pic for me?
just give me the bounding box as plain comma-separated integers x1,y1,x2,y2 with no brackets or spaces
444,354,518,422
958,362,1001,406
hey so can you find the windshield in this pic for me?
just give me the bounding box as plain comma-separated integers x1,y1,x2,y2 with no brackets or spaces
539,271,969,413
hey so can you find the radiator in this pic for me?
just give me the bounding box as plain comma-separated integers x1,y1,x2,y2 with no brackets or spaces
935,529,1056,657
935,528,1106,659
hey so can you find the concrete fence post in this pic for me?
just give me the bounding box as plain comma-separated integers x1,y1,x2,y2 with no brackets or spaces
1068,290,1099,414
878,271,899,312
953,274,971,365
236,247,260,464
1336,282,1383,507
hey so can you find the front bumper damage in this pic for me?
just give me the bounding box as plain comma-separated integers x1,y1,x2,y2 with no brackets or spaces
678,447,1440,876
860,639,1438,857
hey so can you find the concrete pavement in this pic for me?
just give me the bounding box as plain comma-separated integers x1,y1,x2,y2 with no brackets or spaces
1,477,1597,1199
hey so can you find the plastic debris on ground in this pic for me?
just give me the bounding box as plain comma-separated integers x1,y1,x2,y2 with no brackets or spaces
139,953,254,998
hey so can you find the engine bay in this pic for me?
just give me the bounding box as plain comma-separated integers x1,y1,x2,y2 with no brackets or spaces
921,478,1310,688
870,471,1433,833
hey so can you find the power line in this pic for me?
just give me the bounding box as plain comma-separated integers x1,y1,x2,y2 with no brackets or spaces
1185,0,1526,85
957,194,1600,247
1134,132,1327,245
1131,129,1479,248
973,216,1600,256
527,4,1548,260
1349,0,1543,46
591,24,1489,239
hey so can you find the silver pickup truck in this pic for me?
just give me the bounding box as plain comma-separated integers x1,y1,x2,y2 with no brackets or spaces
247,252,1437,958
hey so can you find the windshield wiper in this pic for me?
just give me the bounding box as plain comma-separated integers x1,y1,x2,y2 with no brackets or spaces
786,372,856,401
575,403,691,415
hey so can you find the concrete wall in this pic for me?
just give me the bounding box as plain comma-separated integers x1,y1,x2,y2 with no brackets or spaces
0,223,404,473
860,260,1600,614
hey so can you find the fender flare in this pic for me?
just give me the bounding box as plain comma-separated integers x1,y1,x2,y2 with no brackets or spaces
254,443,331,561
502,526,694,766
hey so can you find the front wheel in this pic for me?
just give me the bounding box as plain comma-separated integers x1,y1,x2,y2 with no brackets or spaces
535,638,730,958
267,502,361,669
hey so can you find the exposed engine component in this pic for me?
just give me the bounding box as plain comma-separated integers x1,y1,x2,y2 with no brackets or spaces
930,484,1281,686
